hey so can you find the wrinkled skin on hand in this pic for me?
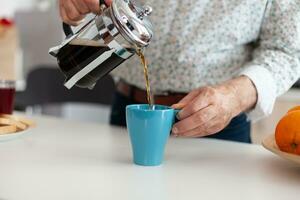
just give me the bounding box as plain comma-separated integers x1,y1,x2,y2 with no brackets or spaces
172,76,257,137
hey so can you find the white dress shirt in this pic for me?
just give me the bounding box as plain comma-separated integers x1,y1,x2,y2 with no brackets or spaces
111,0,300,120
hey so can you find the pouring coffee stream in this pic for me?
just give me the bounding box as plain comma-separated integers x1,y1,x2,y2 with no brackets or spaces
49,0,154,108
136,48,154,109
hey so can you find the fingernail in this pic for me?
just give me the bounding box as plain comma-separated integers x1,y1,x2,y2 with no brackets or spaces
172,103,186,109
172,127,178,134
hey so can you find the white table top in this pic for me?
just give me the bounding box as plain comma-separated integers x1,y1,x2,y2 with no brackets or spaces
0,115,299,200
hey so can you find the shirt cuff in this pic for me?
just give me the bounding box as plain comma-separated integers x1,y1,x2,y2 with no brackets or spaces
239,65,277,121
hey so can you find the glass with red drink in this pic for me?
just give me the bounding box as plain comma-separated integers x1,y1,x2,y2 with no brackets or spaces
0,80,15,114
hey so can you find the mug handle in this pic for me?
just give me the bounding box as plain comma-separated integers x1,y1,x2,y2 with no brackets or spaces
62,22,74,37
169,109,180,135
174,109,181,124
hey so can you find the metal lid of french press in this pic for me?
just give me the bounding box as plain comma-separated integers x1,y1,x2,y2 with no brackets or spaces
110,0,153,47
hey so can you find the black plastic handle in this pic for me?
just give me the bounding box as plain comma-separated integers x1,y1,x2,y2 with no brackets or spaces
62,22,74,37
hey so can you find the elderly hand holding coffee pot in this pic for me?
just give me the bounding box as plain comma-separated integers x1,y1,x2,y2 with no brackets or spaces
59,0,300,143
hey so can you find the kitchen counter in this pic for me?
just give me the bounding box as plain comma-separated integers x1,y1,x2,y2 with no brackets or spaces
0,115,299,200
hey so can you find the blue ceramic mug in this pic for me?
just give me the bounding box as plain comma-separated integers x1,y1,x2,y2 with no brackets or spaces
126,104,179,166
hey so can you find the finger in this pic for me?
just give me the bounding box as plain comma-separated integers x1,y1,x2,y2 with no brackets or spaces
105,0,113,6
205,124,225,136
64,0,85,22
177,91,212,120
183,116,231,138
180,116,218,137
172,89,201,110
172,105,217,135
172,89,200,108
71,0,90,14
59,0,68,21
61,5,83,26
60,3,73,25
171,103,186,110
85,0,101,14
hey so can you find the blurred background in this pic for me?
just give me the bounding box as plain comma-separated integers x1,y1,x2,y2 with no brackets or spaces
2,0,114,124
1,0,300,143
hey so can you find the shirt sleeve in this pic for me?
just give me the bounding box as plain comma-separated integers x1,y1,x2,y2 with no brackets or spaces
239,0,300,121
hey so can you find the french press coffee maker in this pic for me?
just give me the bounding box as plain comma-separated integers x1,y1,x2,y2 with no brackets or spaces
49,0,153,89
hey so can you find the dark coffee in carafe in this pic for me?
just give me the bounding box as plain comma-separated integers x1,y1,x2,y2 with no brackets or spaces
56,43,135,89
49,0,153,89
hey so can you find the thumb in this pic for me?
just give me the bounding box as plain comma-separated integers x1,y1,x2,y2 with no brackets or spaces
171,103,186,110
171,89,200,109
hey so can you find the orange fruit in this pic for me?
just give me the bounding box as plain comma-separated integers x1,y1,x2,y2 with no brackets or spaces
287,105,300,114
275,111,300,155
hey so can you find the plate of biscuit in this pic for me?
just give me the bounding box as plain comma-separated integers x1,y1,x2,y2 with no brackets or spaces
0,114,35,142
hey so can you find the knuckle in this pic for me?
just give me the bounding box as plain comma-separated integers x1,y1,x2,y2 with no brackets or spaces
174,124,183,133
189,105,199,113
201,124,213,136
174,121,188,133
191,89,199,95
206,86,216,96
201,129,210,136
68,11,79,20
210,125,222,135
222,114,230,124
204,129,214,136
84,0,93,4
199,87,208,95
195,126,205,135
214,105,221,114
193,112,204,125
202,87,218,103
85,0,98,7
216,120,225,129
202,122,209,130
